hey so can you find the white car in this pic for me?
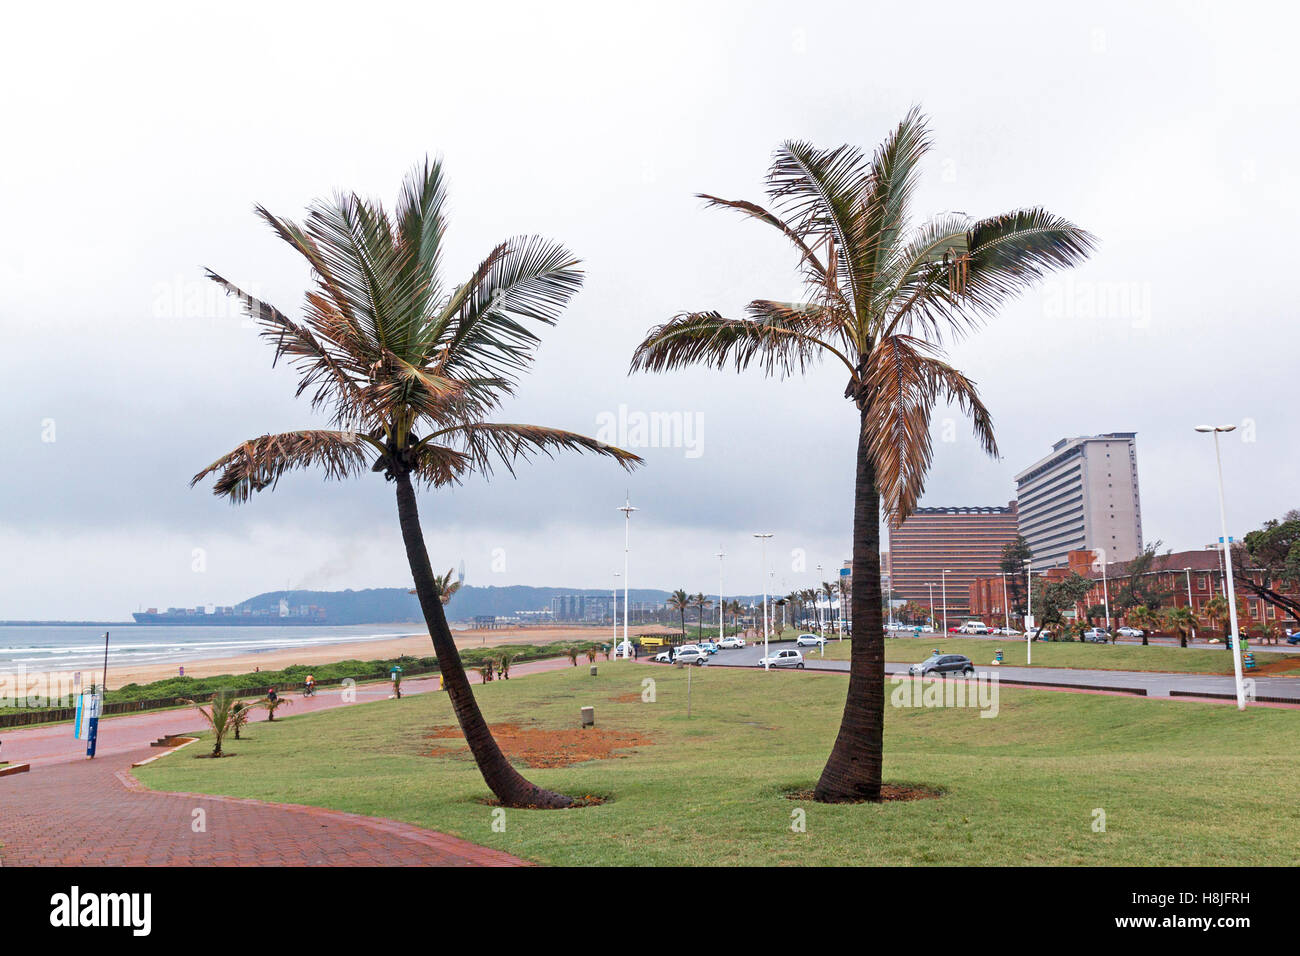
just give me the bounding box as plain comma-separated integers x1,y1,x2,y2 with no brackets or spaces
1116,626,1143,638
759,648,805,669
795,633,828,647
673,645,709,666
958,621,989,635
719,635,746,649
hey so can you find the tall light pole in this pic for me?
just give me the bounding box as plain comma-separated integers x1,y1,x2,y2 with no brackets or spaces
612,571,620,647
715,548,726,642
1095,549,1111,632
1024,559,1033,665
755,533,773,669
1196,424,1246,709
940,569,950,635
927,582,935,630
1184,567,1195,641
1000,572,1011,632
816,563,825,638
619,497,638,657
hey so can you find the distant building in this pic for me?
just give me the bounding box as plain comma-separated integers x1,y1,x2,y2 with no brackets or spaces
1014,432,1143,569
889,502,1020,620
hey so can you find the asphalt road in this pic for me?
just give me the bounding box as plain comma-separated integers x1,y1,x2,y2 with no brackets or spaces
689,637,1300,702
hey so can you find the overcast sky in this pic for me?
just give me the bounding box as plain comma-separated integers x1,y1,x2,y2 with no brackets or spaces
2,1,1295,618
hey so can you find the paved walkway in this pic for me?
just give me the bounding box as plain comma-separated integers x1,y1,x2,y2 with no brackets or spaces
0,656,577,866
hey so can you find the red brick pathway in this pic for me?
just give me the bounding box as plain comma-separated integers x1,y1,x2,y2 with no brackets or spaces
0,656,583,866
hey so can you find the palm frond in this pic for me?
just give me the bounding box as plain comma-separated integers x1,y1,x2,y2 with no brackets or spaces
863,335,997,522
629,307,855,380
425,422,642,480
191,429,379,502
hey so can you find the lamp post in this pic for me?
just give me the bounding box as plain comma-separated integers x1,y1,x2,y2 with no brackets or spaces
618,497,638,657
1024,559,1036,664
940,569,950,635
1000,572,1011,632
1184,567,1195,642
715,548,726,642
927,582,935,631
816,563,825,638
612,571,620,647
1095,549,1111,633
754,533,773,669
1196,424,1246,709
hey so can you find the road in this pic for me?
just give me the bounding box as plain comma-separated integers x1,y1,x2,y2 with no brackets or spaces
691,638,1300,702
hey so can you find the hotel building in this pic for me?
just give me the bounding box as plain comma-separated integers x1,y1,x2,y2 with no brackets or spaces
1014,432,1143,568
888,502,1021,621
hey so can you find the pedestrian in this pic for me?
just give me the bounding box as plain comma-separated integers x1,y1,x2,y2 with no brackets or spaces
633,642,639,660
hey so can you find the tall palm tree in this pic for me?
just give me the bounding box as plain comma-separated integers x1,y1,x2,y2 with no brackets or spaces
1127,605,1158,646
668,589,690,638
192,160,640,809
1163,605,1197,648
630,110,1092,801
693,592,713,634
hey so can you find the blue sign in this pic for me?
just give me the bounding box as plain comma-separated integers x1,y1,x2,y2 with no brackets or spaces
839,567,850,576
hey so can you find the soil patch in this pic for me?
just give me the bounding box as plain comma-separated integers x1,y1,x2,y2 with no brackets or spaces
426,722,653,768
783,783,943,803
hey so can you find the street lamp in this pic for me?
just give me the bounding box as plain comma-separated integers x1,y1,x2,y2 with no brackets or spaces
927,582,936,630
816,563,825,638
1184,567,1195,641
612,571,620,646
1196,424,1245,709
1094,549,1111,633
1000,572,1011,632
715,548,726,643
754,533,773,669
618,497,638,657
1024,559,1033,665
940,569,950,635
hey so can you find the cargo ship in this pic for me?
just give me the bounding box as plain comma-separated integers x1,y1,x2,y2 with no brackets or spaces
132,598,327,625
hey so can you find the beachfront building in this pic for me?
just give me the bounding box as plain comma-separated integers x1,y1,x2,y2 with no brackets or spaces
889,502,1021,621
1014,432,1143,568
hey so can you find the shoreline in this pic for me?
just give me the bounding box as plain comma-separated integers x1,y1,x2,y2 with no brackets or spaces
68,623,673,688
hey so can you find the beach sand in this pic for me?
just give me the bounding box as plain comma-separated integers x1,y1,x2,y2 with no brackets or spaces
95,623,675,688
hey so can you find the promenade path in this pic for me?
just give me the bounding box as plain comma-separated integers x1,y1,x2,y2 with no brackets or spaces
0,656,575,866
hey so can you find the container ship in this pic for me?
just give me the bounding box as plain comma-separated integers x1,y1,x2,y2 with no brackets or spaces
132,598,327,625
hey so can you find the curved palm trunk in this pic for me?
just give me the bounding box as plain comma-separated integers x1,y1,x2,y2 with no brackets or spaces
814,411,884,802
394,471,572,808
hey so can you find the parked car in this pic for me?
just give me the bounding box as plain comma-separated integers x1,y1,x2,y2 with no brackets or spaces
1116,626,1143,638
759,648,805,668
958,621,989,635
1286,630,1299,646
719,635,746,649
795,633,828,647
908,653,975,677
673,645,709,665
947,626,962,634
1081,627,1110,643
696,641,720,654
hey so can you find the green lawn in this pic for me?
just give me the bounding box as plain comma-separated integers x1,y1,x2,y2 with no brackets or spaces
136,661,1300,865
807,636,1300,674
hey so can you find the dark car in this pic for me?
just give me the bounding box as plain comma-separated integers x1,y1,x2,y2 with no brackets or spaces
908,653,975,677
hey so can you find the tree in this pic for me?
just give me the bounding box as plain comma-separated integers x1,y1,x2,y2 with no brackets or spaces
1162,605,1198,648
257,691,293,721
1112,542,1173,644
1030,572,1094,637
668,589,690,638
1237,511,1300,624
1126,605,1159,646
1203,595,1230,640
1000,535,1034,615
693,592,714,634
193,160,640,809
629,110,1092,801
181,691,241,757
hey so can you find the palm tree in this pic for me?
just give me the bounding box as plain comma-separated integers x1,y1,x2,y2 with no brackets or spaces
180,691,241,757
1204,595,1229,641
1163,605,1198,648
258,691,293,722
1127,605,1158,646
668,589,690,638
693,592,713,635
409,567,461,604
192,160,640,809
630,110,1092,801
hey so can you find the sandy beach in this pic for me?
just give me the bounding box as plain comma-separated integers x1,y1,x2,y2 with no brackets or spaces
94,623,675,687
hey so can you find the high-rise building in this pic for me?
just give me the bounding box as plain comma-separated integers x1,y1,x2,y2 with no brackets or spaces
888,502,1020,620
1014,432,1143,568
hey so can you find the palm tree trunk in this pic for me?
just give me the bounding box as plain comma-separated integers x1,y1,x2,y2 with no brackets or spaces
814,410,883,802
394,470,572,809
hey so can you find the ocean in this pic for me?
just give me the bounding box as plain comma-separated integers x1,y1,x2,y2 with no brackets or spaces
0,623,429,676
